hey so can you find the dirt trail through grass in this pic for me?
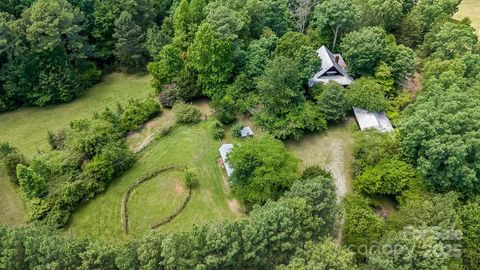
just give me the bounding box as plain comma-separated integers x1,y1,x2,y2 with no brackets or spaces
286,120,355,201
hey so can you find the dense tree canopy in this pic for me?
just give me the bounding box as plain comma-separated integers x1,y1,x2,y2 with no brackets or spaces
399,79,480,195
422,20,478,60
313,0,362,51
228,136,300,206
347,77,390,112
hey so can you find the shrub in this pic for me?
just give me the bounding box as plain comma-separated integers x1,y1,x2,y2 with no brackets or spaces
182,168,198,189
0,142,16,158
173,101,202,124
3,152,28,183
210,120,224,139
231,124,243,138
215,108,236,124
78,61,101,88
301,165,332,180
159,84,179,108
353,130,399,176
118,99,161,133
47,129,67,150
354,159,421,196
347,77,389,112
16,164,48,199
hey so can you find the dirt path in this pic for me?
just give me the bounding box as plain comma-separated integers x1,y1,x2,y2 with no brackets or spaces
127,100,212,153
327,138,348,202
286,120,355,243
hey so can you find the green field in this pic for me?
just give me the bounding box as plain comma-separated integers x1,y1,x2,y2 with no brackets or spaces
0,73,152,226
128,170,189,234
0,73,153,158
455,0,480,33
0,168,25,225
64,122,243,243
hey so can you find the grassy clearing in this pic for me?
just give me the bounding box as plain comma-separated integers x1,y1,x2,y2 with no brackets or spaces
286,119,356,200
0,73,153,158
455,0,480,33
64,122,243,243
128,170,188,234
0,72,152,227
0,167,25,225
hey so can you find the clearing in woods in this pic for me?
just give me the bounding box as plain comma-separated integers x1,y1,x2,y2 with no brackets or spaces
455,0,480,33
0,73,153,158
0,73,152,227
64,122,243,243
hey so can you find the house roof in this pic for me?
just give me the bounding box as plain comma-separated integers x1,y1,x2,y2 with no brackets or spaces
353,107,394,132
309,45,354,87
219,144,234,177
240,127,253,137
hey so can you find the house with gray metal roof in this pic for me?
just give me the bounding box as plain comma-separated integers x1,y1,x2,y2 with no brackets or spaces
308,45,354,87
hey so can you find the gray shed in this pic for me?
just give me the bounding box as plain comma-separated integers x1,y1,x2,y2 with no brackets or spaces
240,126,254,138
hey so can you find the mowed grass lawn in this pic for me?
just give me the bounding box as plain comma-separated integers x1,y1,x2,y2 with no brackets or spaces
0,72,152,226
0,73,153,158
0,167,25,225
455,0,480,33
64,122,243,243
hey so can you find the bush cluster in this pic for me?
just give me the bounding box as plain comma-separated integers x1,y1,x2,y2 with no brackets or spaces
173,101,202,124
0,142,28,183
13,99,159,228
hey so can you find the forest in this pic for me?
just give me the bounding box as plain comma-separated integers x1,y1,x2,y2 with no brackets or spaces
1,0,480,269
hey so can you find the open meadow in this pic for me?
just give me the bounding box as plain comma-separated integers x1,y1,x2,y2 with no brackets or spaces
0,167,25,225
0,73,153,158
0,73,153,226
455,0,480,33
64,122,243,243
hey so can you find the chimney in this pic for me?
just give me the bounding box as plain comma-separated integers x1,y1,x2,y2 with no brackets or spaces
335,55,340,64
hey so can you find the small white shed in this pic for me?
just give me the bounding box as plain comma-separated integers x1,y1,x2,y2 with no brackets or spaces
240,126,254,138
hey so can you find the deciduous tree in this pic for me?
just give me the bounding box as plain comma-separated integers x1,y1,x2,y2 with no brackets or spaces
314,0,362,51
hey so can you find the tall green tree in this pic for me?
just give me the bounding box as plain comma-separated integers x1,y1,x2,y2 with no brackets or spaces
315,82,351,122
460,197,480,269
313,0,362,51
188,23,234,100
416,0,462,32
422,20,478,60
228,135,300,206
347,77,390,112
367,227,452,270
341,26,387,76
113,11,145,73
279,239,358,270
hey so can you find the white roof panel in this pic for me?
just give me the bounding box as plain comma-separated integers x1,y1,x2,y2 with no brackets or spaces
240,126,254,137
219,144,234,176
353,107,393,132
